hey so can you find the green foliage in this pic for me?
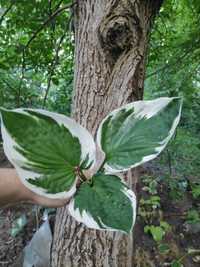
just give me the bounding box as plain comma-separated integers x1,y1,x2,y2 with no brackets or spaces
0,108,96,197
0,0,74,112
139,195,161,225
158,243,170,254
0,108,81,193
140,196,161,210
159,128,200,178
190,182,200,199
160,174,188,200
141,175,158,195
145,0,200,208
145,0,200,108
98,98,182,172
157,127,200,202
71,173,135,233
186,210,200,224
144,221,170,242
171,260,183,267
144,225,165,242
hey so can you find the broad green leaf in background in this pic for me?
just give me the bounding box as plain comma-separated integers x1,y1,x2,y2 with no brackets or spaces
0,108,96,199
97,97,182,173
68,173,136,233
144,225,165,242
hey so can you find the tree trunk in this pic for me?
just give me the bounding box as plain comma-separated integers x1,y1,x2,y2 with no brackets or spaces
51,1,163,266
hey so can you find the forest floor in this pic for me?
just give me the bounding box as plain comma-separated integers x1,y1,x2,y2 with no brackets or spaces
133,164,200,267
0,147,199,267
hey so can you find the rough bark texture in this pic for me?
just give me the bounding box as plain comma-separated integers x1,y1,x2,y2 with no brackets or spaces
51,1,163,266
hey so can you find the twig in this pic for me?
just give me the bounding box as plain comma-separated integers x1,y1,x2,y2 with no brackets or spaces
0,1,14,25
35,206,40,230
146,51,188,79
25,2,75,49
54,0,65,11
17,49,26,107
42,16,72,108
166,149,172,175
42,36,65,107
17,2,75,107
146,39,199,79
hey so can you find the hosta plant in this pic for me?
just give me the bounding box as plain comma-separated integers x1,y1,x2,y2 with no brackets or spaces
0,97,182,233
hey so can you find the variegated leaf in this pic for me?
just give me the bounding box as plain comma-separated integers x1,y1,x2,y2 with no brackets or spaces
68,173,136,233
97,97,182,173
0,108,96,199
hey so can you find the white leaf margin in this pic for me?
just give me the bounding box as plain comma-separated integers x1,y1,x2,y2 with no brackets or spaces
0,108,96,199
68,183,136,233
96,97,183,173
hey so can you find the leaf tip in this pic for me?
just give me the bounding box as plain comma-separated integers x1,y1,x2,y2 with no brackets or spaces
170,96,183,109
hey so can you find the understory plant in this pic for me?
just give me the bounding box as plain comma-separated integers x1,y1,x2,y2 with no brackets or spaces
144,221,171,242
0,97,182,233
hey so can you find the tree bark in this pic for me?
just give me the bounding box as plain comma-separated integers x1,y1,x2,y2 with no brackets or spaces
51,1,163,266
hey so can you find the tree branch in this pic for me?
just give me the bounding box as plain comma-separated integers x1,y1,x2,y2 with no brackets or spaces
25,2,75,49
0,1,14,25
17,2,75,107
42,16,72,108
17,49,26,107
146,48,192,79
54,0,65,11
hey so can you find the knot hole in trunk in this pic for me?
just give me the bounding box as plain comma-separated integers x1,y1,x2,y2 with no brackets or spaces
98,14,142,65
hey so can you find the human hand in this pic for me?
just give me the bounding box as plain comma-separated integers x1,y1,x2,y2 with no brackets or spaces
0,168,70,208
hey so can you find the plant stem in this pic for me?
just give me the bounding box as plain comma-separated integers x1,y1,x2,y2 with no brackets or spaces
75,167,87,182
97,158,107,173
